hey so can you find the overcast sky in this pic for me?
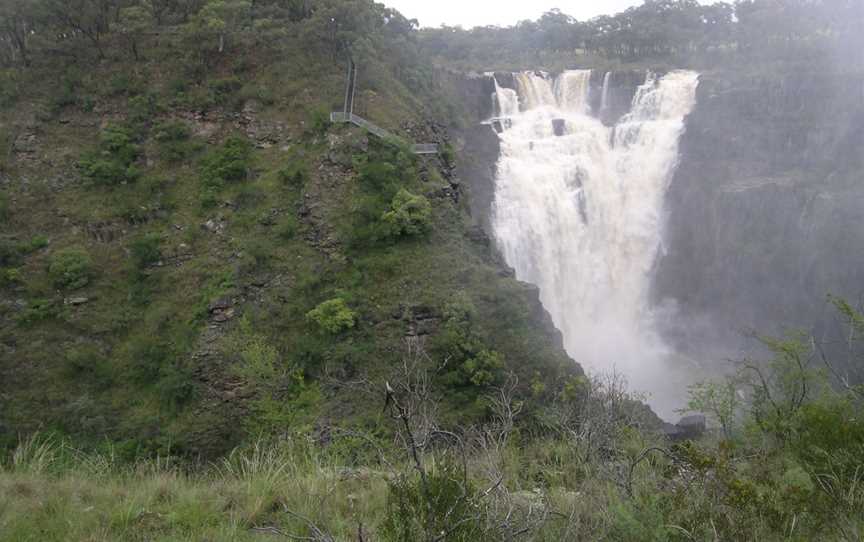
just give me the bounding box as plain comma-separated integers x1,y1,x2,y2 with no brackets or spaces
382,0,649,29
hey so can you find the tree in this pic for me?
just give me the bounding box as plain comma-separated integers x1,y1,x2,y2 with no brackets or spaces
118,5,154,60
191,0,251,54
0,0,42,66
42,0,121,59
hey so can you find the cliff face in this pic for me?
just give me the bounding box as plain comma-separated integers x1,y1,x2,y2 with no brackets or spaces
654,70,864,347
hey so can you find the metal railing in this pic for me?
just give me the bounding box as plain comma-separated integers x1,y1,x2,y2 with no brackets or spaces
330,112,438,155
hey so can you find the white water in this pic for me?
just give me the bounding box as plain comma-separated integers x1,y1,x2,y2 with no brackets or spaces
600,71,612,114
491,70,700,419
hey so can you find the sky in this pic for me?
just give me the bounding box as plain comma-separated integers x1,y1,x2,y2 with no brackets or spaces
382,0,650,29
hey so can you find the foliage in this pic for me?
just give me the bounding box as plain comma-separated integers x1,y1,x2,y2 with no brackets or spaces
16,298,61,326
306,298,356,334
381,189,432,238
229,318,321,434
200,136,253,187
48,247,93,290
153,120,200,162
78,125,140,186
383,464,486,542
129,234,162,269
681,378,740,438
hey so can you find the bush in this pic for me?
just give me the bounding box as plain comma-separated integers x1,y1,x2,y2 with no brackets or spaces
0,236,47,269
382,189,433,238
129,234,161,269
153,121,199,162
306,298,356,334
78,125,140,186
461,349,504,387
200,136,253,189
307,106,331,136
0,267,21,288
383,464,486,542
100,125,139,164
17,298,60,326
208,77,243,109
277,163,307,188
49,248,93,290
128,93,159,125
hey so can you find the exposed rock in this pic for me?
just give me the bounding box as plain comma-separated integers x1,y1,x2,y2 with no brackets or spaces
65,297,90,306
663,414,707,441
202,217,227,234
552,118,567,136
208,297,233,312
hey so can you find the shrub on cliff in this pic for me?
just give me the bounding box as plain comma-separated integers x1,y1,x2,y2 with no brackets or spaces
49,248,93,290
306,298,356,334
382,189,432,238
78,125,140,186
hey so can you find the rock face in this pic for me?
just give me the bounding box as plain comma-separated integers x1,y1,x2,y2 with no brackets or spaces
653,70,864,353
663,414,707,441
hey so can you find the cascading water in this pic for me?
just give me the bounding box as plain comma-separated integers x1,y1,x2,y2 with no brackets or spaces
600,71,612,114
490,69,700,419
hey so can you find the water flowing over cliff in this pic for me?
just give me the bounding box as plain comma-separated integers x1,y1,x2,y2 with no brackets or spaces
490,70,699,418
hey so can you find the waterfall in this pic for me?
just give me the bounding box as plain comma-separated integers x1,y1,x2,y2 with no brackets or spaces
491,69,700,418
515,72,556,110
600,71,612,114
554,70,592,114
492,77,520,118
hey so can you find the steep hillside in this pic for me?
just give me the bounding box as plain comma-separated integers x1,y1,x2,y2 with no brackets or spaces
0,16,576,456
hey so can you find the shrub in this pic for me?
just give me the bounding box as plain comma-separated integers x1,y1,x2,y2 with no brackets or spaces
382,464,486,542
49,248,93,290
461,349,504,387
129,234,161,269
208,77,243,109
128,93,159,125
17,298,60,326
306,298,356,334
0,236,47,268
277,163,307,188
200,136,253,189
0,268,21,288
153,121,199,162
78,125,141,186
100,125,139,164
382,189,432,238
307,106,330,136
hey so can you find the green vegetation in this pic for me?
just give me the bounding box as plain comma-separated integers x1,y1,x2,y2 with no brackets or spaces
78,125,141,186
382,189,432,238
48,247,93,290
306,298,357,334
2,321,862,540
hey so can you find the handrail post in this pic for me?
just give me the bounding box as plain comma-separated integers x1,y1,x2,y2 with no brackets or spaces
343,58,352,115
349,61,358,116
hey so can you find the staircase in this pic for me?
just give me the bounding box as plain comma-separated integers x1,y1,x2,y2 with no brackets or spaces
332,59,439,155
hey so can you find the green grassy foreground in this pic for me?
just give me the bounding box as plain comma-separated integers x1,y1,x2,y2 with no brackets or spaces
3,339,863,542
